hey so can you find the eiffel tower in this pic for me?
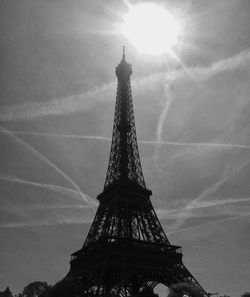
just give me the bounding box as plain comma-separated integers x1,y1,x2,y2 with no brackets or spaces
66,48,208,297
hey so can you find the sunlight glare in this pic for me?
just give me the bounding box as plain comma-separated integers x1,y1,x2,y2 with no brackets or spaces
121,3,181,56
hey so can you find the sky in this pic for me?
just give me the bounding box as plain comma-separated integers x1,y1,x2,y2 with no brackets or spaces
0,0,250,296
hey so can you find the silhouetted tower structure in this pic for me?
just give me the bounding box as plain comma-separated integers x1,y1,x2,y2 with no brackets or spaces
67,48,207,297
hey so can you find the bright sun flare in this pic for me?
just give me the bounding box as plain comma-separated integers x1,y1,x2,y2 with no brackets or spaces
122,3,181,56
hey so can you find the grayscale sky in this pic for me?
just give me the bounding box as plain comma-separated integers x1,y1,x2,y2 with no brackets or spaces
0,0,250,296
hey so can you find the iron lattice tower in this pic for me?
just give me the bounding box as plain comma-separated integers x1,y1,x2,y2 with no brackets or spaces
66,49,207,297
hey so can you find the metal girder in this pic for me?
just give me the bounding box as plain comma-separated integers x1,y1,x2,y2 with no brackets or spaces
104,57,146,190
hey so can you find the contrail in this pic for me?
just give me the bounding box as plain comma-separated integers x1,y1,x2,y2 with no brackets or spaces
2,204,90,212
5,130,111,141
0,81,116,122
156,197,250,220
166,212,250,235
187,153,250,210
153,63,177,171
150,50,250,170
155,92,173,143
0,217,92,229
1,50,250,122
9,204,90,211
154,95,174,170
0,127,97,210
2,130,250,150
183,243,249,256
172,151,250,229
0,175,85,202
189,197,250,209
140,140,250,149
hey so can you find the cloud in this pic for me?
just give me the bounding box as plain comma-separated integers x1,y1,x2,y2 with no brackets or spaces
9,195,249,230
0,175,86,202
166,212,250,236
11,204,90,211
0,217,92,229
170,151,250,229
187,151,250,209
191,197,250,209
0,50,250,122
157,196,250,221
183,49,250,81
0,82,115,121
2,130,250,150
153,49,250,149
0,127,98,209
0,201,95,229
2,130,111,141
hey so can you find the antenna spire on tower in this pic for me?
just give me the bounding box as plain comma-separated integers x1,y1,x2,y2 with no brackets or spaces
122,45,126,60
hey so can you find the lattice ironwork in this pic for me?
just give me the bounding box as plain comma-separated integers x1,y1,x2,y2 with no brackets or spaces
104,55,146,190
83,190,169,248
65,50,208,297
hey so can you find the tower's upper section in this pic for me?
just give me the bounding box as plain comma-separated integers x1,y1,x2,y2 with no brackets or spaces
115,46,132,82
104,48,146,191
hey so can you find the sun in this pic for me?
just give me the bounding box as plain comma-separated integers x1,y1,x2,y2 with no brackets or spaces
121,3,182,56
